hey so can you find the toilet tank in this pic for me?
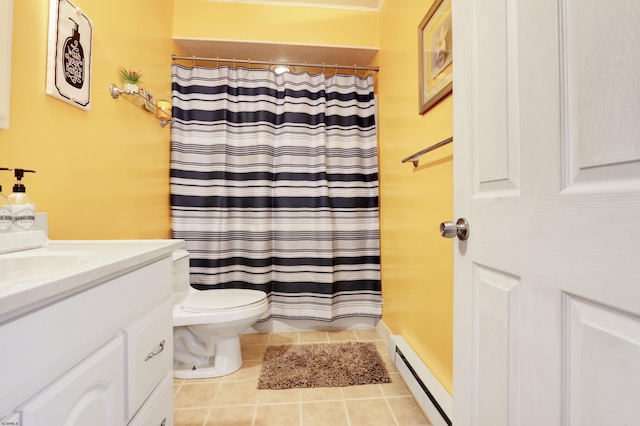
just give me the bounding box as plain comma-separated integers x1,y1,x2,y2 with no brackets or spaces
172,249,191,293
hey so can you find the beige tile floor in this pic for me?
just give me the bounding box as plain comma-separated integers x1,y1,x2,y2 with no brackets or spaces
173,329,432,426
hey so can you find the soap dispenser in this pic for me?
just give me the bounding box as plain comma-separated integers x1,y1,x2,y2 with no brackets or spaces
0,168,11,234
8,169,36,232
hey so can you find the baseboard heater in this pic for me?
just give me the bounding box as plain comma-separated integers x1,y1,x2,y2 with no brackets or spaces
388,335,452,426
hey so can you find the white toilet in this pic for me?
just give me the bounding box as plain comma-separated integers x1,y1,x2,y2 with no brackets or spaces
171,249,269,379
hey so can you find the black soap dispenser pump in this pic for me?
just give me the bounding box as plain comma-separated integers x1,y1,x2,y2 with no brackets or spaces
0,168,11,234
8,169,36,232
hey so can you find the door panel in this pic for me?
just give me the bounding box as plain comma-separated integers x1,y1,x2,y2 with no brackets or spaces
563,0,640,188
474,265,521,426
475,0,520,194
564,295,640,425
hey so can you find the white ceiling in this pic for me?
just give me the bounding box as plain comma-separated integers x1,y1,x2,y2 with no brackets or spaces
207,0,383,11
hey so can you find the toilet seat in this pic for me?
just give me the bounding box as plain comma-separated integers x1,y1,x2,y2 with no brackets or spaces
181,289,267,313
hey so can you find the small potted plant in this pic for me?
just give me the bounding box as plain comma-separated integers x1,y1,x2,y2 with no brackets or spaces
120,67,142,94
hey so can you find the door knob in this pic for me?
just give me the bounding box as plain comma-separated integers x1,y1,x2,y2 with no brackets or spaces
440,218,469,240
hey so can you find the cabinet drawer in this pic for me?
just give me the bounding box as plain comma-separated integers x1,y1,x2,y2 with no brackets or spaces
19,336,125,425
125,299,173,421
128,372,174,426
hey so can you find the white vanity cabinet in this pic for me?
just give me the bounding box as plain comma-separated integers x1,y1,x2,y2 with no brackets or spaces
0,241,181,425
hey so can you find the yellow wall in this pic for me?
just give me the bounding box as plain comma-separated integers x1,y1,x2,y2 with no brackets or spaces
1,0,453,394
173,0,378,48
0,0,175,239
377,0,454,393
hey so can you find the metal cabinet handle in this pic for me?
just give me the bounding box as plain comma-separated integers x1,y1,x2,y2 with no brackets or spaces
144,339,165,361
440,218,469,240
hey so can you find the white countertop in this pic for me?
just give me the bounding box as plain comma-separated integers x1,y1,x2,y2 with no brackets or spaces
0,239,184,323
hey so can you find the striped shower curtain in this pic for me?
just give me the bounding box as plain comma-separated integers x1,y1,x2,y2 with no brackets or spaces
170,64,381,322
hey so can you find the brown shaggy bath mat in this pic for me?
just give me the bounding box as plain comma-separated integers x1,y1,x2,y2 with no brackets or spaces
257,342,391,389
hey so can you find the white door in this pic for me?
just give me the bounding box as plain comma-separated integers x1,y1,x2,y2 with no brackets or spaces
451,0,640,424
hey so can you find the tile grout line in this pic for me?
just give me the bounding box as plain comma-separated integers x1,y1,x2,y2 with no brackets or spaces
382,383,401,426
249,403,258,426
340,387,352,426
202,406,213,426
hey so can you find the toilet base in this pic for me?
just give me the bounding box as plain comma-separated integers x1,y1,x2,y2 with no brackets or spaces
173,335,243,379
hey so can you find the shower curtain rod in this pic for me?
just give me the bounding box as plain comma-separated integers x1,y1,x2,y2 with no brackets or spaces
171,54,379,72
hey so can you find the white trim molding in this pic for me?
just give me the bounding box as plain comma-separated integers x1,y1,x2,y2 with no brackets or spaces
0,0,13,129
378,323,452,426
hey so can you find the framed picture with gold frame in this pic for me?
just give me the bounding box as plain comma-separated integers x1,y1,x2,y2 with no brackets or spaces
418,0,452,115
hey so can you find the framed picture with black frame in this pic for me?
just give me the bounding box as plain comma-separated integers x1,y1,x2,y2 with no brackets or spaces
418,0,452,115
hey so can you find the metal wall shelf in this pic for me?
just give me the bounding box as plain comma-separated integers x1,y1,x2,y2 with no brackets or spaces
109,84,172,127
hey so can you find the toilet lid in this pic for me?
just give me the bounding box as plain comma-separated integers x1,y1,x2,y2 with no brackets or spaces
182,289,267,313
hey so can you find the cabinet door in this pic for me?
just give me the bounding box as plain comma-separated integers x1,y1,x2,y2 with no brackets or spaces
20,336,125,425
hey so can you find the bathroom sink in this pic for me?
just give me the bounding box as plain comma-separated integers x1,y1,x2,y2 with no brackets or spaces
0,239,184,323
0,250,93,288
